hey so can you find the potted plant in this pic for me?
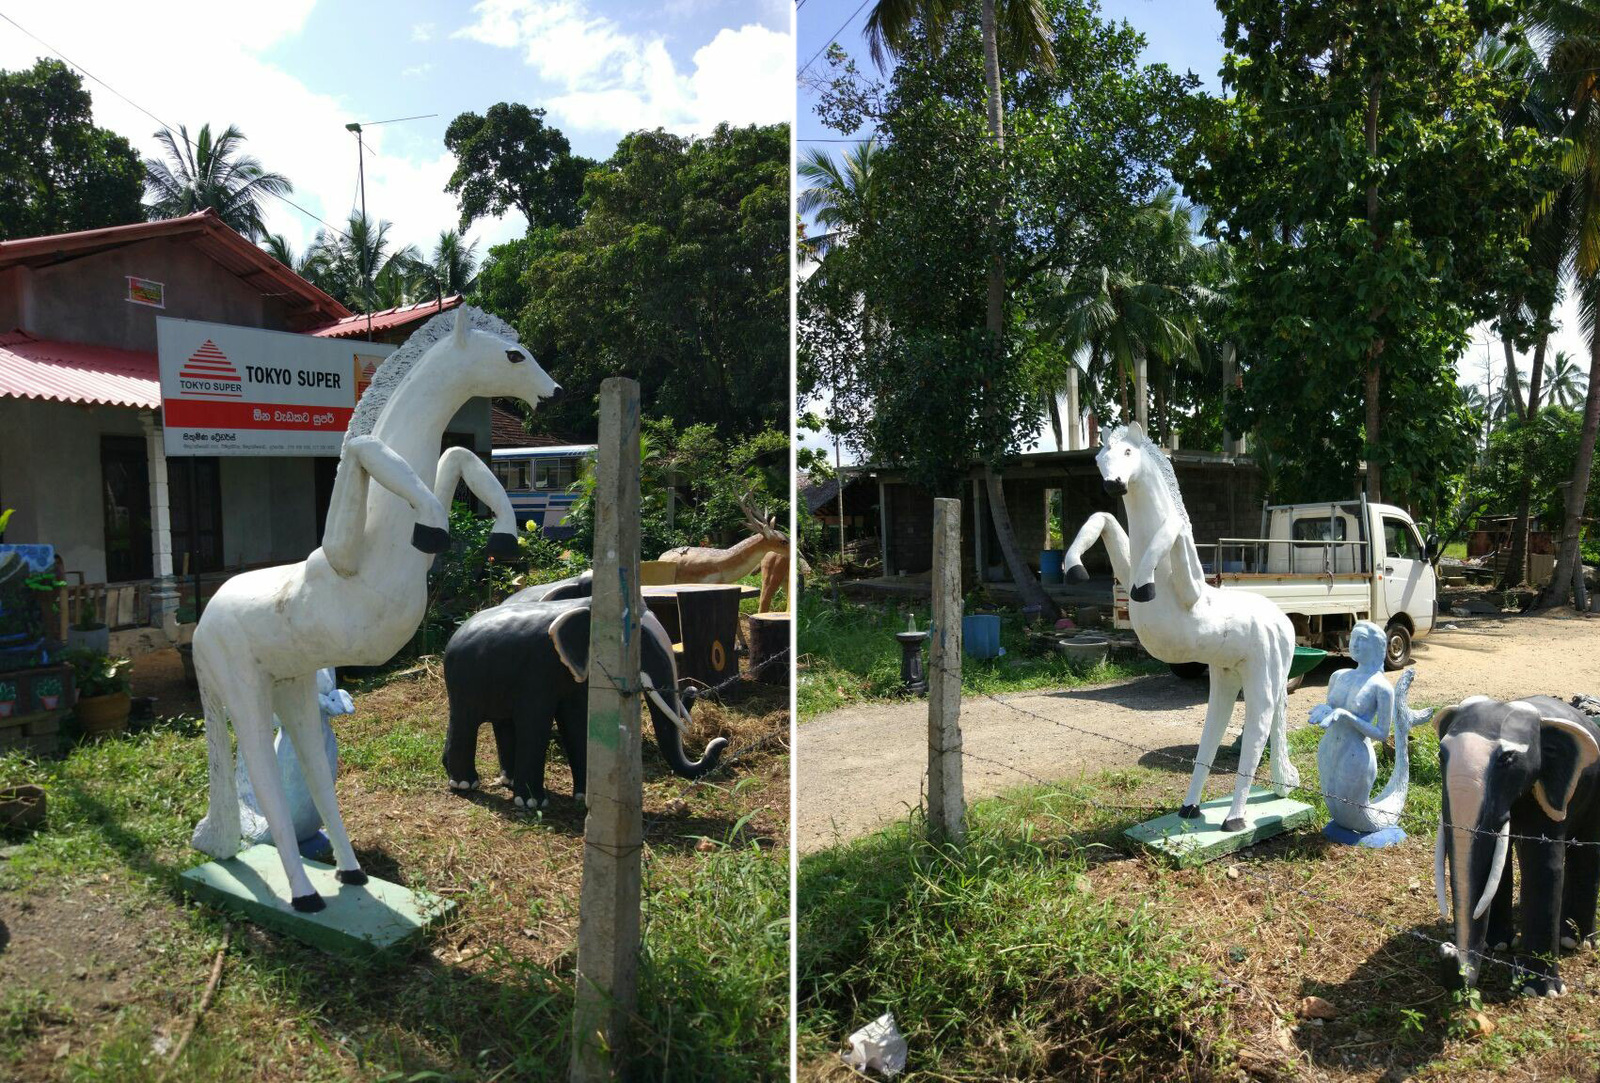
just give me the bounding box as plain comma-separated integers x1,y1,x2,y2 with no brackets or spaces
67,599,110,655
66,651,131,736
0,679,15,718
34,674,62,711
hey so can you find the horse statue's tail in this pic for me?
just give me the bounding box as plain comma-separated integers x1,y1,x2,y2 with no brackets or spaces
189,643,242,859
1268,632,1302,796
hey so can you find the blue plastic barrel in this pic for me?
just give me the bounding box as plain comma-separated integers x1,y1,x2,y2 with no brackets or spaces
1039,549,1066,584
962,614,1002,659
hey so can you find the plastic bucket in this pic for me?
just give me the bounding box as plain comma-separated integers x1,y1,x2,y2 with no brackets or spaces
962,614,1002,659
1039,550,1066,584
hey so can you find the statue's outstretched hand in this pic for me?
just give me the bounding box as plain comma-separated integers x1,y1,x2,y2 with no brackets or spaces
1309,703,1333,728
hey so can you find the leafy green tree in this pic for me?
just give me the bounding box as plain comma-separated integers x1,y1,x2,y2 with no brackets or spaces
443,103,592,231
144,122,292,240
1544,349,1589,411
861,0,1059,614
260,232,327,282
518,124,788,440
803,3,1196,609
1181,0,1560,511
0,59,144,239
798,138,882,257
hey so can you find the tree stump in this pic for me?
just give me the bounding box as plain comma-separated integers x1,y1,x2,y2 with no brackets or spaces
747,612,790,685
673,584,743,688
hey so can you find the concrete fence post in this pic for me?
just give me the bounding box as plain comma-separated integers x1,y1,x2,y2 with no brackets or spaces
571,377,644,1082
927,497,965,841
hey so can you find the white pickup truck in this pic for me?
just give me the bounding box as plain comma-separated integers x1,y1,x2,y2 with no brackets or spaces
1114,499,1439,670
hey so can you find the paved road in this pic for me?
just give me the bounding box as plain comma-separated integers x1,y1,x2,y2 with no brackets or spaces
796,611,1600,852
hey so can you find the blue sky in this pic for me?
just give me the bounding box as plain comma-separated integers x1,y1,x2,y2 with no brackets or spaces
1,0,792,259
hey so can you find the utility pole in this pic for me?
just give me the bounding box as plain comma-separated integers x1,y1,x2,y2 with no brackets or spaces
343,113,438,343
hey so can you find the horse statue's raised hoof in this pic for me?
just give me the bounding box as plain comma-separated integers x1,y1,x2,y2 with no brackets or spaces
1130,582,1155,602
1178,803,1201,819
1065,563,1089,584
336,868,368,886
486,532,521,560
1222,817,1246,832
292,892,327,913
412,523,452,554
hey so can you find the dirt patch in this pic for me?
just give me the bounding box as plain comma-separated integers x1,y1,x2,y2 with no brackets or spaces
797,611,1600,852
128,648,200,719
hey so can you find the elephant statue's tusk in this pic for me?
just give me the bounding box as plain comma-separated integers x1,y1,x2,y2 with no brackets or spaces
1435,821,1450,920
1472,821,1511,921
640,672,690,735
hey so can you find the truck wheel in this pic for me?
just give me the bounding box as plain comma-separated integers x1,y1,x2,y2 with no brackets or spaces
1384,621,1412,670
1169,662,1208,680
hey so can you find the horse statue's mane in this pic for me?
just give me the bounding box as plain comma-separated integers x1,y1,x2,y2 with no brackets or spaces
346,305,521,441
1106,423,1190,531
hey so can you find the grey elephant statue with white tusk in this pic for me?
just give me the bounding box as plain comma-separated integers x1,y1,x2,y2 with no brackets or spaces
1434,695,1600,996
441,596,727,809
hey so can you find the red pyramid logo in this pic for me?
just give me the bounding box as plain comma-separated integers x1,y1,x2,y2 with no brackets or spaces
176,340,242,398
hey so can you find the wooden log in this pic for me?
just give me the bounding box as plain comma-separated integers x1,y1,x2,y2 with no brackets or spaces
673,584,743,688
571,378,643,1082
927,497,965,842
747,611,790,685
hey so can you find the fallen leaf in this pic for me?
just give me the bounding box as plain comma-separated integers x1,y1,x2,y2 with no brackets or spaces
1297,996,1338,1020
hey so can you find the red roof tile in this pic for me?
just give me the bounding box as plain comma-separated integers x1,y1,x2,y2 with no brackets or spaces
311,295,463,338
0,332,159,409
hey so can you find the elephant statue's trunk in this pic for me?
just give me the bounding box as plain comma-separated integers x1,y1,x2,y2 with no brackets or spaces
642,674,728,779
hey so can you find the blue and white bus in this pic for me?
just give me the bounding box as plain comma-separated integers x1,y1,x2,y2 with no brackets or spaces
491,444,597,539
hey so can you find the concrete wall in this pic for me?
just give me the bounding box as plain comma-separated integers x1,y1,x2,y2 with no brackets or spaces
0,398,148,583
12,238,302,352
219,457,319,568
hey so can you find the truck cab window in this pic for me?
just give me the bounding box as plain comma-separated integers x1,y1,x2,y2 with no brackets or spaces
1382,517,1421,561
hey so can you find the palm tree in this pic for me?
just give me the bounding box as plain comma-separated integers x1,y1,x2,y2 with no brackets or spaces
798,138,882,257
1528,3,1600,608
864,0,1059,616
1544,349,1589,409
260,232,328,284
312,213,423,314
423,230,480,302
144,123,292,240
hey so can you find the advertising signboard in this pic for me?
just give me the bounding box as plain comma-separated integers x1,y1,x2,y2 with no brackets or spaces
156,317,395,457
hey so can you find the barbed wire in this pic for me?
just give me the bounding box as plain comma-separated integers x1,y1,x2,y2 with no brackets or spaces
911,661,1600,996
919,655,1600,850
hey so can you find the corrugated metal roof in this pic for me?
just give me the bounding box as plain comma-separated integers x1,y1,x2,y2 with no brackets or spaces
311,295,462,338
0,332,159,409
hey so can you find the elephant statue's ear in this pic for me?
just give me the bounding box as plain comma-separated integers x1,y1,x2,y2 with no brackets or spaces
1434,705,1458,738
549,606,592,684
1534,714,1600,823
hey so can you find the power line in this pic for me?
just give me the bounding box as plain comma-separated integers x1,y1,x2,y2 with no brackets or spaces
798,0,872,78
0,9,352,242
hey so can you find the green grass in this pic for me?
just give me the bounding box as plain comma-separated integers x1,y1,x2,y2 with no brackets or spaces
796,593,1160,719
0,690,788,1081
1442,541,1469,560
798,787,1230,1079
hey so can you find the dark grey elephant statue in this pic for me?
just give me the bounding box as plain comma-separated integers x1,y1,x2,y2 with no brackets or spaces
441,596,727,808
1435,695,1600,995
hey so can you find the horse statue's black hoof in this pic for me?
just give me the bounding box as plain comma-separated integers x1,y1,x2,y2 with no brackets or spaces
486,532,520,560
1178,804,1201,819
336,869,369,886
1130,582,1155,602
1065,563,1089,584
1222,817,1246,833
291,892,326,913
411,523,451,554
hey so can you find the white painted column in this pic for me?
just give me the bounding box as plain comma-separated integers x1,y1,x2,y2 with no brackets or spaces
1135,357,1149,430
142,412,179,634
878,479,892,577
1066,367,1082,451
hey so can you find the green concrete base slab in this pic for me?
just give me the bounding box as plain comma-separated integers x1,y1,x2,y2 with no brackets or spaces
1124,788,1315,868
180,844,454,958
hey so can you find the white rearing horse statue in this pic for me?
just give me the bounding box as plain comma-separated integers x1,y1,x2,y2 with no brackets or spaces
190,306,560,912
1063,422,1300,831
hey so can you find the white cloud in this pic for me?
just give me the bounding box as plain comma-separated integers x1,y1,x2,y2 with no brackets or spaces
0,2,514,267
402,62,434,78
452,1,791,135
411,22,435,42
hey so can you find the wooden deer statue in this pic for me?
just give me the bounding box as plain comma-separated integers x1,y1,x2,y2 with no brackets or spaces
657,495,790,611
